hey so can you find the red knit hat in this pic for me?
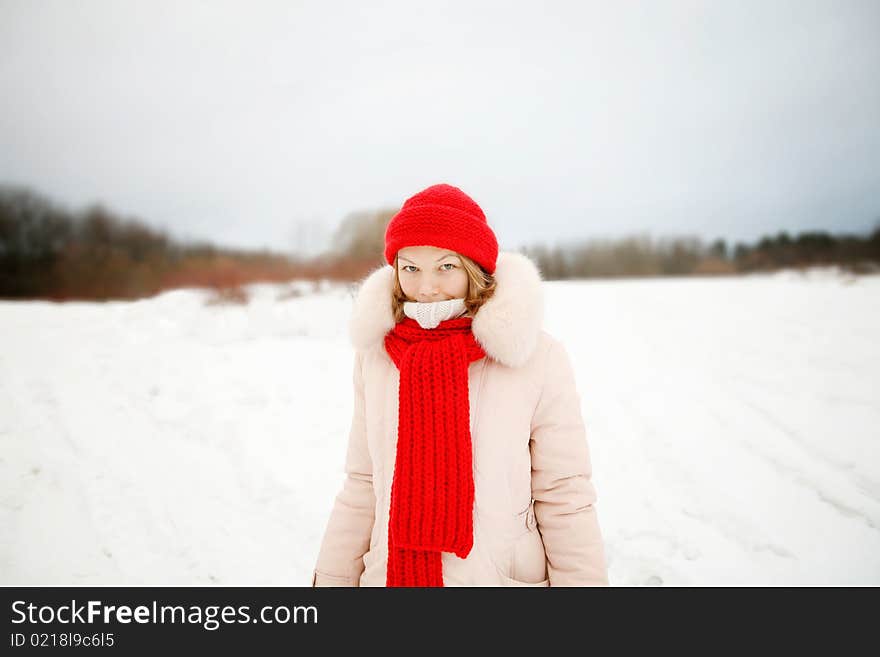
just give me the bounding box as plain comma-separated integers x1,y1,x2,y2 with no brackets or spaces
384,183,499,275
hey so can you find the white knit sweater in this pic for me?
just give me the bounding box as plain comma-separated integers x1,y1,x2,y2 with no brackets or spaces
402,297,470,329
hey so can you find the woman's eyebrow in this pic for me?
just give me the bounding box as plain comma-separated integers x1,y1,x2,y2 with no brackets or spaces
399,253,457,264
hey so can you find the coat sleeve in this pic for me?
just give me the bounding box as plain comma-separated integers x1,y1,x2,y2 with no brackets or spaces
530,338,610,586
311,349,376,586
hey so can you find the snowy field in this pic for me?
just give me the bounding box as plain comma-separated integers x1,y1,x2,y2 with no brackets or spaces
2,267,878,586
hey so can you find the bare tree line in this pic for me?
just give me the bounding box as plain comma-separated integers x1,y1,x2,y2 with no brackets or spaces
2,184,878,301
519,229,880,280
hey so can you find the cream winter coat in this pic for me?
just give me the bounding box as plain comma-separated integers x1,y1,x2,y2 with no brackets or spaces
312,251,609,586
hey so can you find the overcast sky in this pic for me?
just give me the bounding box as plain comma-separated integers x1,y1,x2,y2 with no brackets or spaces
1,0,879,256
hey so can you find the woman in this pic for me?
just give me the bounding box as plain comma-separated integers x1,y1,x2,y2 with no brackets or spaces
312,183,609,586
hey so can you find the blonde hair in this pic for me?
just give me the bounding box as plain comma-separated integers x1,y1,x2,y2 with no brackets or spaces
391,252,496,323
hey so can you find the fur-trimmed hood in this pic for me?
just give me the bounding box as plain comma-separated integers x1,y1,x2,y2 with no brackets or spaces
348,251,545,368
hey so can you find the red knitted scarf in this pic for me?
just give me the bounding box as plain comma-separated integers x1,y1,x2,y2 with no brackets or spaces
383,315,487,586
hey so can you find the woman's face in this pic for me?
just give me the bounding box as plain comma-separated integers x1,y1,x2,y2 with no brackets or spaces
396,245,469,302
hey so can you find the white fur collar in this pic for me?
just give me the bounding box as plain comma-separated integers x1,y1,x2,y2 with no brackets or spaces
348,251,544,368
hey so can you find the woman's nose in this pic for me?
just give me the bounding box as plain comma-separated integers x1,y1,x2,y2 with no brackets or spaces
419,278,440,298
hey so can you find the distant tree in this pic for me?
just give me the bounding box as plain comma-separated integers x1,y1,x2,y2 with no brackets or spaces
658,236,702,275
793,231,835,262
709,238,728,259
869,221,880,256
550,244,571,279
520,242,555,278
0,185,72,259
611,234,656,277
79,204,117,247
329,207,397,262
0,186,73,296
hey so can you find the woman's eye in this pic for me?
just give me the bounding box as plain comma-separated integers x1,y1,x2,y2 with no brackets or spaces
401,263,454,273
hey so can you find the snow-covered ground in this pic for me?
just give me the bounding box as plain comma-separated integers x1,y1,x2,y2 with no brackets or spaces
2,267,878,586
